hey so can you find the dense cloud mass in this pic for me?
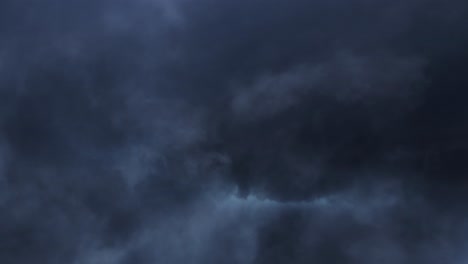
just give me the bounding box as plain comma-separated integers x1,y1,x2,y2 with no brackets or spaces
1,0,468,263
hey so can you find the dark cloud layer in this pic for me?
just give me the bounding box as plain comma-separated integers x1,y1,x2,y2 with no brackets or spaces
1,0,468,263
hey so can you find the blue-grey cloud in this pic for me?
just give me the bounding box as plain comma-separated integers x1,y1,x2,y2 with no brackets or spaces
1,0,468,263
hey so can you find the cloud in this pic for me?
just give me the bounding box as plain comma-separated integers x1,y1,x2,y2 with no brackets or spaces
1,0,468,263
231,53,425,121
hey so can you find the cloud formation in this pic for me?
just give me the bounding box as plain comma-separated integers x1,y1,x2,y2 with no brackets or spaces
1,0,468,263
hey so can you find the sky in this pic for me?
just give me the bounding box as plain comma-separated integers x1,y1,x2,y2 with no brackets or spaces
1,0,468,263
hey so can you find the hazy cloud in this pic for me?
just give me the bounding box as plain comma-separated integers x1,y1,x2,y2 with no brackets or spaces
1,0,468,263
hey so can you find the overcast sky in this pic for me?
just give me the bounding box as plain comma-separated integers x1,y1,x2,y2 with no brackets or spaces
1,0,468,263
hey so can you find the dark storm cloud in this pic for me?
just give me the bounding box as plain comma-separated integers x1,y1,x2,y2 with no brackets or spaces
1,0,468,263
